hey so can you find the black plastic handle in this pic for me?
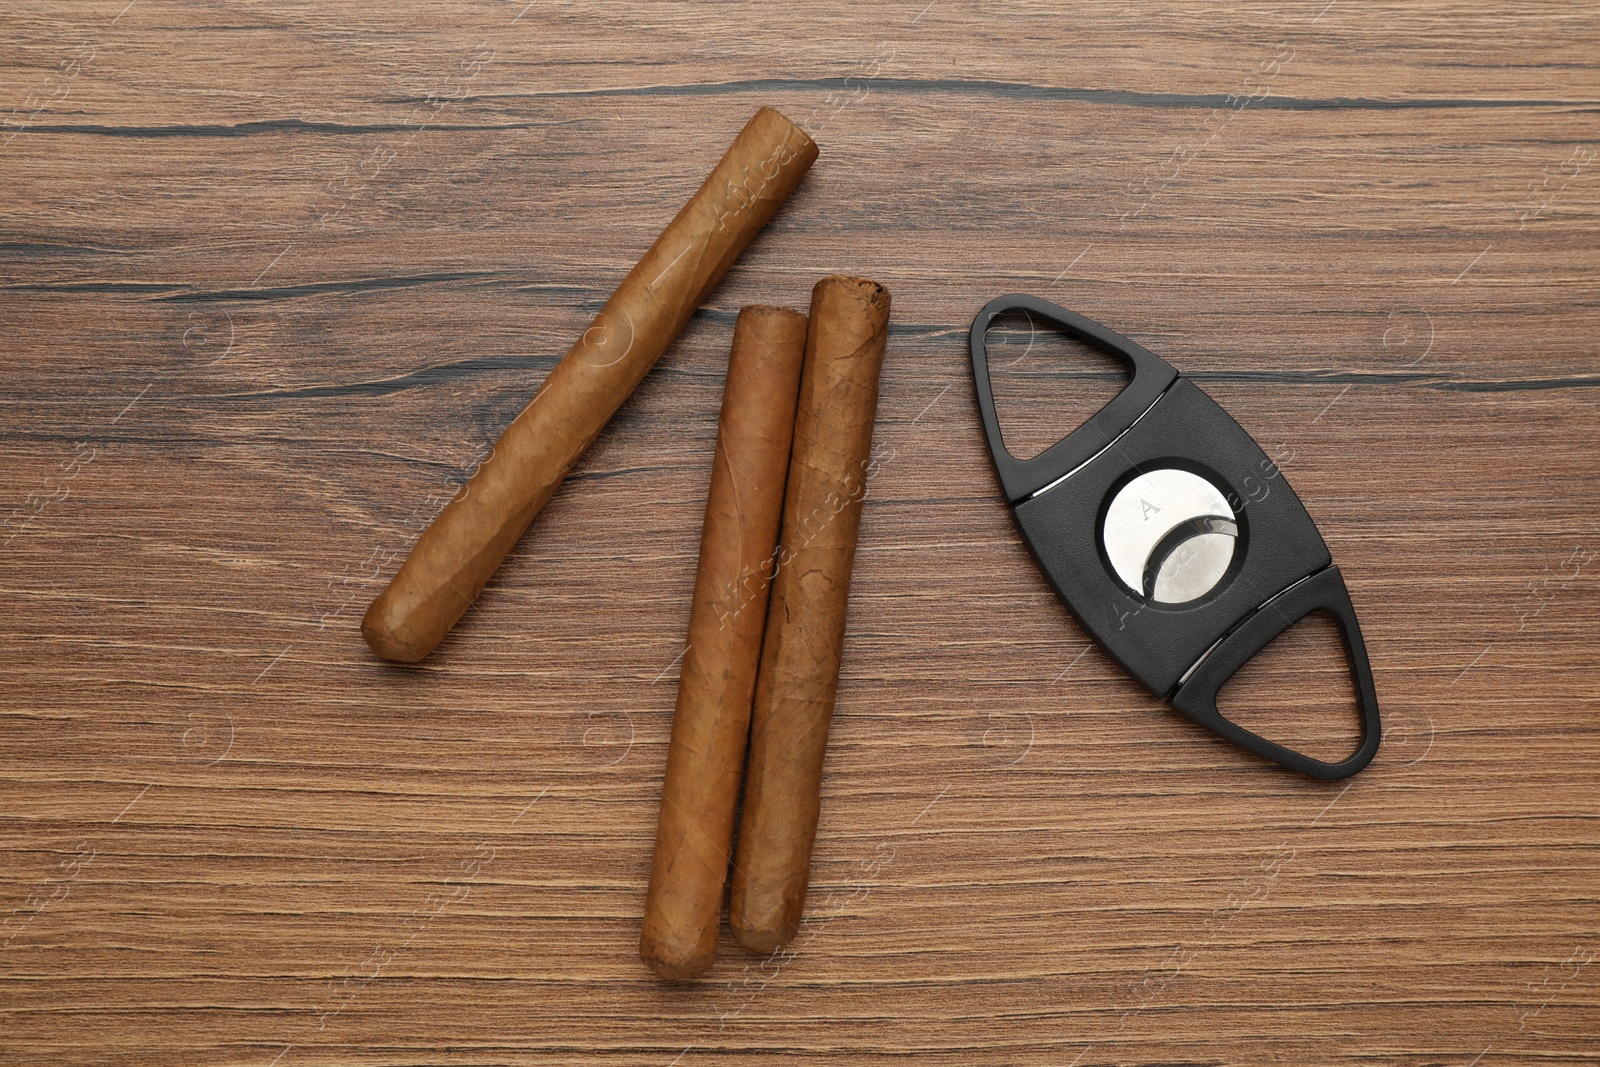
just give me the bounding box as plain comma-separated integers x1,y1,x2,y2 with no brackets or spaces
969,294,1177,504
1170,566,1382,780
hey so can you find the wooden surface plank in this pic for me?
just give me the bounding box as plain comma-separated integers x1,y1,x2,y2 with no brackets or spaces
3,2,1598,1064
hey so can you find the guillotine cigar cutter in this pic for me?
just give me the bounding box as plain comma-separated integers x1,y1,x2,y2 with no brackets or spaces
970,294,1381,780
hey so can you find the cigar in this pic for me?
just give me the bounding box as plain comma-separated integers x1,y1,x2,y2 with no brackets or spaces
729,275,890,953
640,306,808,980
362,107,818,662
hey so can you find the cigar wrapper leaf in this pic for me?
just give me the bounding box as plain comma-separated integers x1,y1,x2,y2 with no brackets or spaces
641,306,808,980
363,107,818,662
729,275,890,953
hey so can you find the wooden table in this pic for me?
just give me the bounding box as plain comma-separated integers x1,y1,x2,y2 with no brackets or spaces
4,2,1598,1063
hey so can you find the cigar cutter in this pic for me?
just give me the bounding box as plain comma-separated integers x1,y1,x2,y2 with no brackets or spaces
969,294,1380,780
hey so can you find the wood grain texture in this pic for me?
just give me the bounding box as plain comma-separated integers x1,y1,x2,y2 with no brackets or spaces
2,2,1597,1064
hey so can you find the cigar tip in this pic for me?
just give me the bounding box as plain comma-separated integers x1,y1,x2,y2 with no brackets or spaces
752,105,817,157
361,596,432,663
641,949,715,982
729,895,802,955
730,920,796,955
640,933,716,981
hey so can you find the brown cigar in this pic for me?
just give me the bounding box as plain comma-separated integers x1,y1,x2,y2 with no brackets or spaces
362,108,818,662
729,275,890,954
640,306,808,980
